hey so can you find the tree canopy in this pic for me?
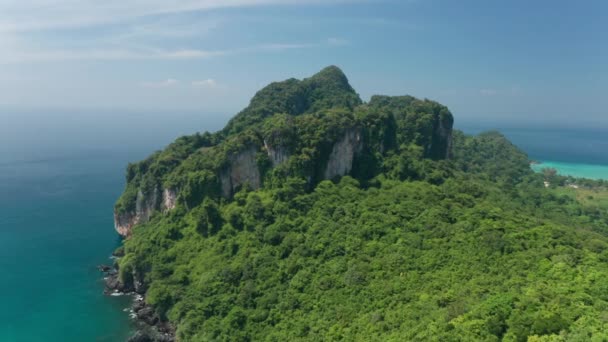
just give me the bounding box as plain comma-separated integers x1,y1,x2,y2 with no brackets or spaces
113,67,608,341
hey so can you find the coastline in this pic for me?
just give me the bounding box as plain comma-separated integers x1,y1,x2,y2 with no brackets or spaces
99,253,176,342
531,159,608,180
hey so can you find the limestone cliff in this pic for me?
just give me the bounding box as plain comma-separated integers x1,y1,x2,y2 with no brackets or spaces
114,186,177,237
264,139,290,167
162,188,177,212
324,129,363,180
220,146,262,198
114,66,454,237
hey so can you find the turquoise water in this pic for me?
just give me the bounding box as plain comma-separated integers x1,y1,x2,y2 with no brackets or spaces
0,111,225,341
531,160,608,180
458,124,608,180
0,154,134,341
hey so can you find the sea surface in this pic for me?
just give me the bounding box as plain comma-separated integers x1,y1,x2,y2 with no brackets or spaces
0,110,225,341
0,113,607,341
0,152,135,341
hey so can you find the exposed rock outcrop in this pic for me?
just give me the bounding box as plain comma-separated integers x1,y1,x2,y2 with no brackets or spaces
264,139,290,167
437,117,453,159
99,265,175,341
162,188,177,211
114,187,178,237
114,67,455,237
114,211,138,238
324,129,363,180
220,146,262,198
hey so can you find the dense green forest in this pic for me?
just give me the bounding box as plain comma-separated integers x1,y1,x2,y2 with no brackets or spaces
114,67,608,341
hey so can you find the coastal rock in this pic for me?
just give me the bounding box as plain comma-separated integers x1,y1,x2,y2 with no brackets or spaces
100,267,175,341
137,307,159,326
133,271,146,294
112,247,125,258
130,298,176,342
97,264,112,273
104,273,123,293
128,331,174,342
133,299,146,312
324,129,363,180
127,332,154,342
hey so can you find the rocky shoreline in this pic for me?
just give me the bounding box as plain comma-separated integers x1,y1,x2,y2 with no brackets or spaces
98,255,175,342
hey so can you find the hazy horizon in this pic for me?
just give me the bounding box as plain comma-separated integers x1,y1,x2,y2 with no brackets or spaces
1,0,606,128
3,106,608,168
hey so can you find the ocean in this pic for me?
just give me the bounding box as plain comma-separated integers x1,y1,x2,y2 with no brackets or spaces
0,153,134,341
0,113,606,341
0,111,226,341
458,124,608,180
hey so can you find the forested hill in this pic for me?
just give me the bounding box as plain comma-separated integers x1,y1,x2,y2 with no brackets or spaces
113,66,453,236
112,67,608,341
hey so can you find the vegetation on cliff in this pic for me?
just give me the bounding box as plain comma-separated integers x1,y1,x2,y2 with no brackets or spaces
114,67,608,341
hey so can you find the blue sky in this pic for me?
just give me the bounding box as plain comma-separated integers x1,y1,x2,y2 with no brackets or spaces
1,0,606,127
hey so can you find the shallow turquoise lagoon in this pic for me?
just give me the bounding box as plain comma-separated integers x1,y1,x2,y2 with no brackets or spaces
531,160,608,180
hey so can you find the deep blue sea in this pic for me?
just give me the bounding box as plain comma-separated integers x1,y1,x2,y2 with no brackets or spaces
0,112,606,341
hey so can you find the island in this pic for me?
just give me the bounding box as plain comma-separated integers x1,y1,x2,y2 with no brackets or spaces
103,66,608,341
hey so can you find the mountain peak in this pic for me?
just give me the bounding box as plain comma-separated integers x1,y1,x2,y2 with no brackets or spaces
223,66,361,134
309,65,349,83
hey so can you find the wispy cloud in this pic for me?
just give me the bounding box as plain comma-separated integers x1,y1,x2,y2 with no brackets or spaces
141,79,180,88
192,79,218,88
0,42,322,63
110,19,222,44
0,0,356,33
0,0,354,64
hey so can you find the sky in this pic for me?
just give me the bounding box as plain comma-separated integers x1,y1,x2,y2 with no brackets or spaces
0,0,607,131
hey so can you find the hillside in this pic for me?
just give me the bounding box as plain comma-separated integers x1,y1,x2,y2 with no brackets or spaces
111,67,608,341
113,66,453,237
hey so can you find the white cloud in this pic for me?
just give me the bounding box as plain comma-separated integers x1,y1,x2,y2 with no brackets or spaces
0,0,357,64
141,79,180,88
161,49,228,59
110,19,222,44
192,79,218,88
0,0,355,33
0,43,320,63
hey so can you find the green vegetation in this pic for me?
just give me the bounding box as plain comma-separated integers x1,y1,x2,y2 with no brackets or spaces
115,67,608,341
114,66,452,215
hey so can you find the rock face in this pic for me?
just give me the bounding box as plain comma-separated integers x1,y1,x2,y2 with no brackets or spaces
114,187,177,237
162,188,177,211
324,129,363,180
220,146,262,198
264,139,290,167
115,211,138,238
437,117,453,159
115,131,368,236
114,67,455,237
